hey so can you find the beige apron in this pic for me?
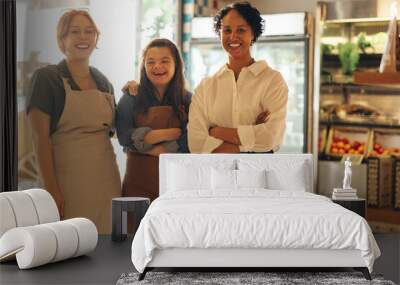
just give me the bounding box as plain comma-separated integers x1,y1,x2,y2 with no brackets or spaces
51,78,121,234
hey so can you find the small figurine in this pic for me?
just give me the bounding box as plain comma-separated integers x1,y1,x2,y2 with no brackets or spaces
343,157,352,190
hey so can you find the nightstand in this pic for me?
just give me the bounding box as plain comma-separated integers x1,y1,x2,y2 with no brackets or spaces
332,198,366,218
111,197,150,242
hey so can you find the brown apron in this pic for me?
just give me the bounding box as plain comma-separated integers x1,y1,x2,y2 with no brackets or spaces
51,78,121,234
122,106,180,201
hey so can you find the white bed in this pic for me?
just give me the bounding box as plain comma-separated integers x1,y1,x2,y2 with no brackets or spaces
131,154,380,280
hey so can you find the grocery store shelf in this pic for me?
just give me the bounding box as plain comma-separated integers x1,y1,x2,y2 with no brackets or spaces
322,53,382,69
320,83,400,95
320,119,400,129
318,155,368,162
367,207,400,225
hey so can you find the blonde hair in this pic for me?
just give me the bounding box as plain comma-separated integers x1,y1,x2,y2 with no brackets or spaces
57,10,100,53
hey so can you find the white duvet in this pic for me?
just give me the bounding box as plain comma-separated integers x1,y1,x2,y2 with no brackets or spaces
131,190,380,273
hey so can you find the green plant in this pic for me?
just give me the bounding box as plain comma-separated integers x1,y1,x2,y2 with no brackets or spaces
357,32,374,53
322,43,334,55
338,43,360,75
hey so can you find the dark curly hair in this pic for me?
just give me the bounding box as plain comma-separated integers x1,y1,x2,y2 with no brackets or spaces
213,1,264,43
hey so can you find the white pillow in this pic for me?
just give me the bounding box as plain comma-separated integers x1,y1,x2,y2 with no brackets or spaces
211,169,267,190
265,164,306,191
168,163,210,191
237,169,267,189
167,160,236,191
211,168,237,190
238,159,308,191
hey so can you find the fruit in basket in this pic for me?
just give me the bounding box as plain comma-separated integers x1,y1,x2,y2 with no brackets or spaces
353,141,361,148
373,143,385,155
330,136,366,155
370,145,400,156
389,147,400,154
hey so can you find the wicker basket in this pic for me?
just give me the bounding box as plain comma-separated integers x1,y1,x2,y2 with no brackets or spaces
367,157,393,207
393,158,400,210
369,129,400,158
326,126,372,157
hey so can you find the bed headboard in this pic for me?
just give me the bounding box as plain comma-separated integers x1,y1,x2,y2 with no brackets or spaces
159,154,314,195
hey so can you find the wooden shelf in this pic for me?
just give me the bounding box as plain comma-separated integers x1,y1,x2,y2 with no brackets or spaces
322,54,383,69
367,206,400,225
354,71,400,86
320,119,400,129
320,82,400,95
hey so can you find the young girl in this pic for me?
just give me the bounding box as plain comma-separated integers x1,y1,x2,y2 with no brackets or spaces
116,39,191,201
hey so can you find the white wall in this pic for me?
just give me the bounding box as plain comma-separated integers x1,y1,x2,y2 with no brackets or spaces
196,0,319,17
18,0,139,178
250,0,318,15
88,0,138,179
20,0,137,98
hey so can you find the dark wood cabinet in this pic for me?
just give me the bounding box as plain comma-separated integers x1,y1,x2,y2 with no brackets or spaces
332,198,366,218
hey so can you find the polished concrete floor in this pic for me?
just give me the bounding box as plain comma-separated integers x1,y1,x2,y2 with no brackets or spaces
1,234,399,285
0,235,134,285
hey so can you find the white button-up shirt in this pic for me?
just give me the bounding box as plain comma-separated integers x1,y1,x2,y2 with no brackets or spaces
188,60,288,153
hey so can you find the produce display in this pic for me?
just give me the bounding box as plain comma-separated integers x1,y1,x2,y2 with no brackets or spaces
369,143,400,156
330,136,366,155
369,130,400,157
322,126,400,158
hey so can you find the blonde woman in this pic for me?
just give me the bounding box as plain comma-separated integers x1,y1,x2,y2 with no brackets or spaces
27,10,121,234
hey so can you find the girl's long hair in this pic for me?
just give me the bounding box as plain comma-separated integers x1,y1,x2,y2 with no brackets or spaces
135,38,187,124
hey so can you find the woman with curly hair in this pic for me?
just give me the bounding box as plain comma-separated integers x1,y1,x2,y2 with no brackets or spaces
188,1,288,154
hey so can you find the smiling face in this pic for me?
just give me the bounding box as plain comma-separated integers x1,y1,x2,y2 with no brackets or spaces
220,9,254,61
144,47,176,91
62,14,97,61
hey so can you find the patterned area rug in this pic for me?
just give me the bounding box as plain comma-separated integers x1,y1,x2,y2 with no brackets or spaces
116,271,396,285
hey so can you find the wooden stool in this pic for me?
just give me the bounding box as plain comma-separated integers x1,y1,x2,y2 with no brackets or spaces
111,197,150,242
